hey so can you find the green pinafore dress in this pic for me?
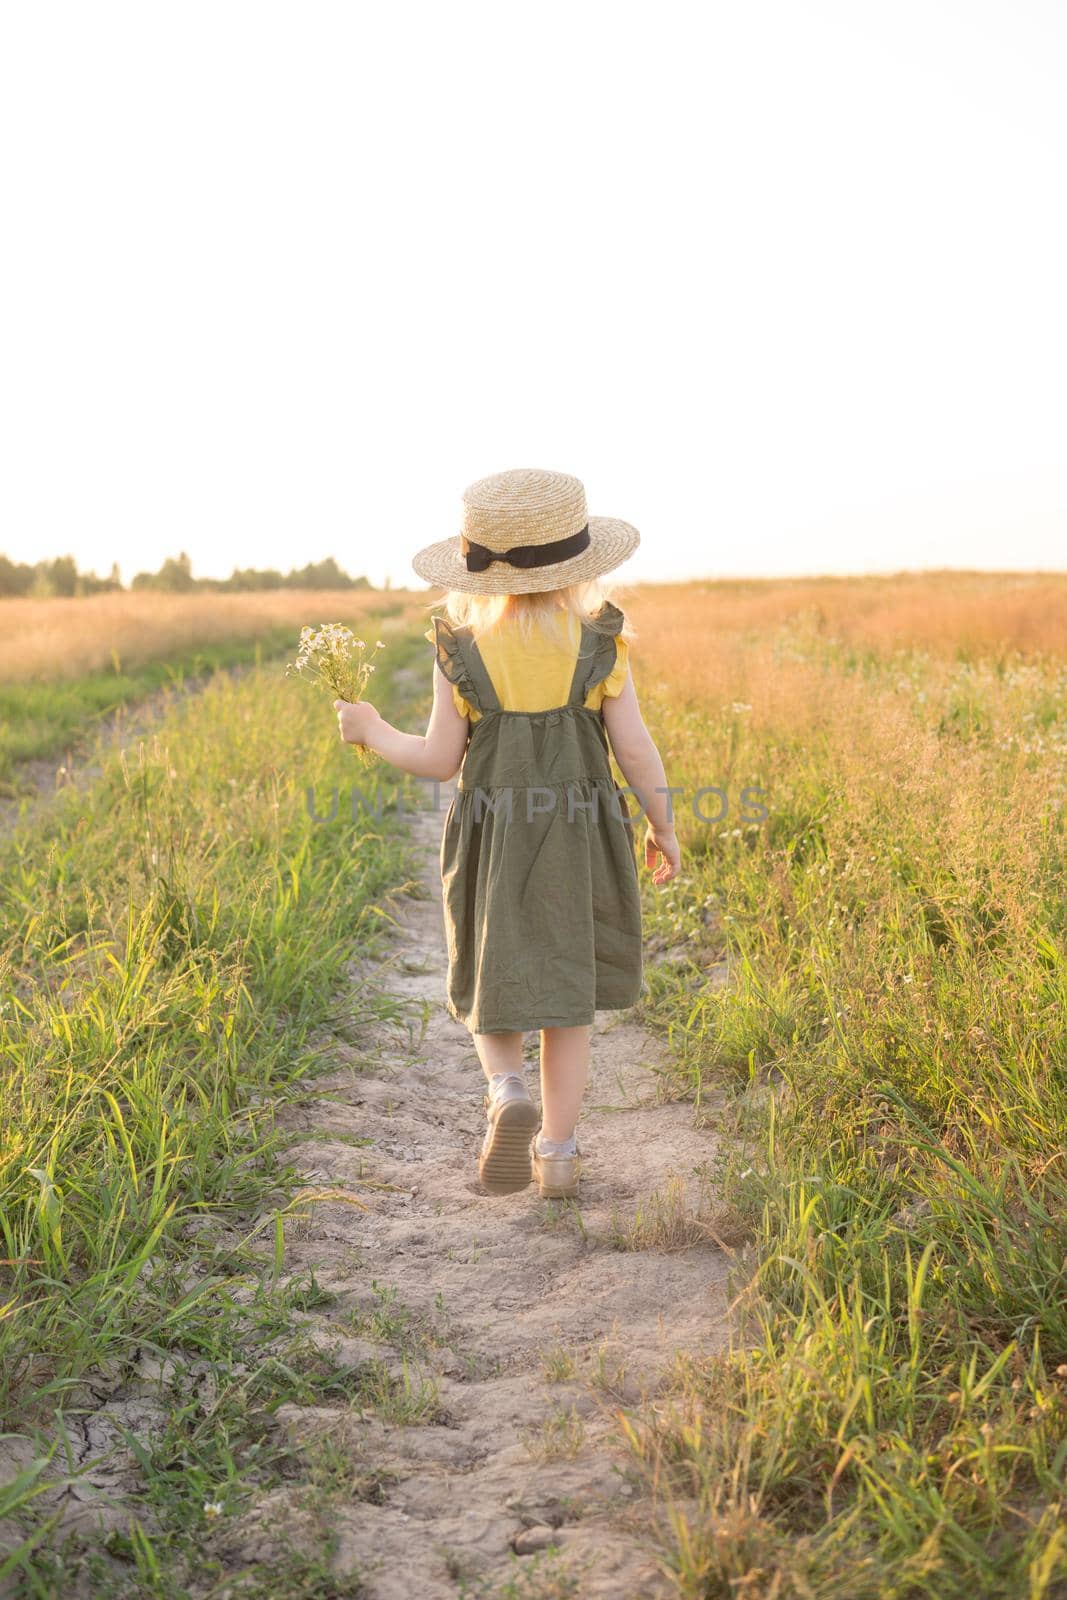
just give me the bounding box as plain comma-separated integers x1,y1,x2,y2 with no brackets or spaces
430,605,645,1035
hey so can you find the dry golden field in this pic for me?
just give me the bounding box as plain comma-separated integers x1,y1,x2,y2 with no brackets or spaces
3,570,1060,684
622,568,1067,666
0,587,428,682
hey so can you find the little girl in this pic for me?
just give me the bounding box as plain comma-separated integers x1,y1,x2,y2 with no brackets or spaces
335,468,680,1201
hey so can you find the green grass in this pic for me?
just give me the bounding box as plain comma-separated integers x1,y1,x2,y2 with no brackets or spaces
0,621,431,1591
622,628,1067,1597
0,629,311,791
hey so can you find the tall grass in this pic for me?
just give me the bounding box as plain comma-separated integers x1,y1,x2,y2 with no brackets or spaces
620,587,1067,1597
0,625,423,1428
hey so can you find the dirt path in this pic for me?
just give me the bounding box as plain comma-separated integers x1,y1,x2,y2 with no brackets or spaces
257,792,732,1597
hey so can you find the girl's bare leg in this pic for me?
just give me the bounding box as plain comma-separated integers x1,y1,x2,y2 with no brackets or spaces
473,1031,525,1084
539,1025,590,1142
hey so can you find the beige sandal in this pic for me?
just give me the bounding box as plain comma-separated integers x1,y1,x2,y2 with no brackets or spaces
532,1141,582,1200
478,1080,540,1195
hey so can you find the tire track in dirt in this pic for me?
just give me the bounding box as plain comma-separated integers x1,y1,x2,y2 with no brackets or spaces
262,792,732,1598
0,666,252,841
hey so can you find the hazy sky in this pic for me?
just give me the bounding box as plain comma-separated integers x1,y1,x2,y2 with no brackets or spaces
2,1,1064,588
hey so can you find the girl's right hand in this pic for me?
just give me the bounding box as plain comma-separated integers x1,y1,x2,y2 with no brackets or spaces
644,824,681,885
333,698,380,745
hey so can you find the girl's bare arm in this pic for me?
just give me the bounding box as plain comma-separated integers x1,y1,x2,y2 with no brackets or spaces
334,664,468,780
601,670,681,884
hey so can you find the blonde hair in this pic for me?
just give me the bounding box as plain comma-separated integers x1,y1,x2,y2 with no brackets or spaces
434,577,634,645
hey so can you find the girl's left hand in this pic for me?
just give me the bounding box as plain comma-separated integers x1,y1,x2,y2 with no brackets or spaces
644,823,681,885
333,698,380,746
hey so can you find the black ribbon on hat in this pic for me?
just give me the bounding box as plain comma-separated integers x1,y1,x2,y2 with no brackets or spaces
463,524,590,573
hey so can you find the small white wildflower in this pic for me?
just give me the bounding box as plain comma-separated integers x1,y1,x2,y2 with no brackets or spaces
375,639,385,648
203,1500,224,1520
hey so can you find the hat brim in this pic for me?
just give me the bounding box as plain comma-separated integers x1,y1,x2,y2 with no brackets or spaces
410,516,640,594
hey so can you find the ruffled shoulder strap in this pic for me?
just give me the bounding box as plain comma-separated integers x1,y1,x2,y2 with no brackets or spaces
568,602,627,705
428,615,500,715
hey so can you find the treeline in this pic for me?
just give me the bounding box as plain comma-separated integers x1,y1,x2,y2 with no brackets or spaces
0,551,373,598
0,556,121,598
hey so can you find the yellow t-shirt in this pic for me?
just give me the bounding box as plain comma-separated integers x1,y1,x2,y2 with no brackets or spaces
424,611,629,722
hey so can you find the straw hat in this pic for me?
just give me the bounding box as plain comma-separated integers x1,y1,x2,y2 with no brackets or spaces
411,468,640,594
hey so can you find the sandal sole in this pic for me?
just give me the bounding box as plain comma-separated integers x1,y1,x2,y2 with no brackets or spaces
479,1098,540,1195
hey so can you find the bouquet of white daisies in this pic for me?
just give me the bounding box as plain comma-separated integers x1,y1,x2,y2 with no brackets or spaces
286,624,384,765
